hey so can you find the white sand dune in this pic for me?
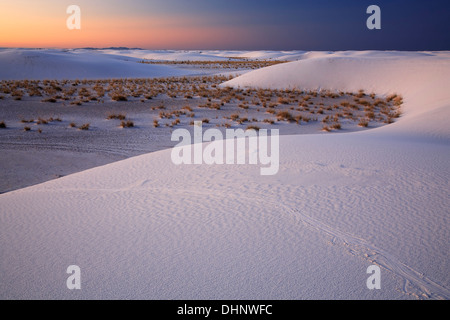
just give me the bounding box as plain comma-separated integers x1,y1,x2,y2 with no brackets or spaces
0,51,449,299
0,48,334,82
99,49,235,61
0,49,199,80
100,49,318,61
223,50,450,140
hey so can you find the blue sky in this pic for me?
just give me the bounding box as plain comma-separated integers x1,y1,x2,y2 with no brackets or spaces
2,0,449,49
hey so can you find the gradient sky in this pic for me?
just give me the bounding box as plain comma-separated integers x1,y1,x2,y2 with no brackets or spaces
1,0,449,50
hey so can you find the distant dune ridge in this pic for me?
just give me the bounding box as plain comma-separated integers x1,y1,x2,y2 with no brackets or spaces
0,50,449,299
0,49,199,80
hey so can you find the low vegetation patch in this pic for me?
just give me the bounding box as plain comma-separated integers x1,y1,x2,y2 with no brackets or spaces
120,120,134,128
0,78,402,134
79,123,90,130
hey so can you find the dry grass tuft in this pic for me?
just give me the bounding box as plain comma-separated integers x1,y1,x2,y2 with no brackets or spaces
111,94,128,102
358,119,369,127
79,123,90,130
107,113,126,120
276,111,295,122
246,125,260,131
120,120,134,128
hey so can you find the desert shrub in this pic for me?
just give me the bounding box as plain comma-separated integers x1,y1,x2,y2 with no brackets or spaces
386,94,398,102
365,111,375,119
79,123,90,130
107,113,126,120
42,97,57,103
294,115,303,124
246,125,260,131
393,96,403,106
356,90,366,98
358,119,369,127
37,118,48,125
238,117,249,124
230,114,240,121
277,97,290,104
276,111,294,122
373,98,385,107
111,94,128,101
0,121,6,128
120,120,134,128
331,123,342,130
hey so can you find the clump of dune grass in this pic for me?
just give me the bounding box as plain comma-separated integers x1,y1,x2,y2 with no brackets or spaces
111,94,128,102
153,119,159,128
276,111,295,122
201,118,210,124
230,114,240,121
23,126,31,131
358,119,369,127
277,97,290,104
246,125,260,131
41,97,57,103
120,120,134,128
69,122,77,128
79,123,90,130
263,119,275,124
331,122,342,130
107,113,126,120
237,117,249,124
36,118,48,125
